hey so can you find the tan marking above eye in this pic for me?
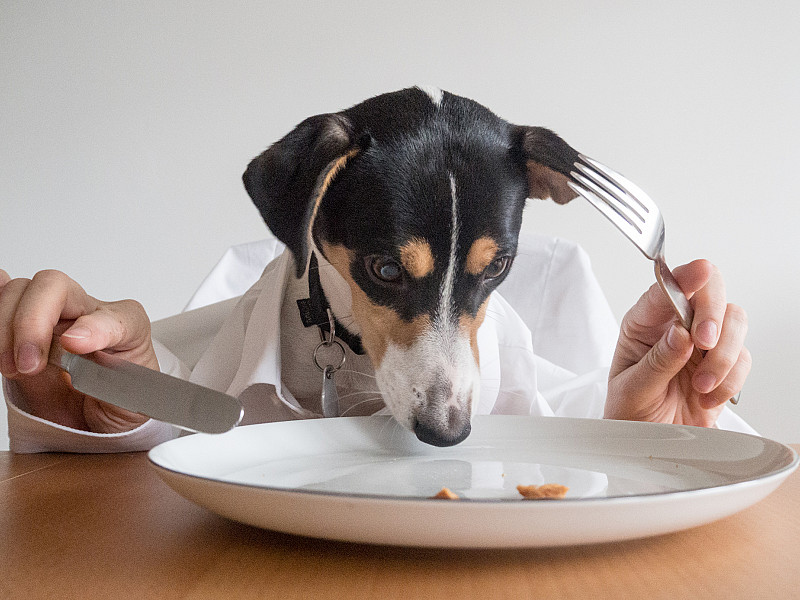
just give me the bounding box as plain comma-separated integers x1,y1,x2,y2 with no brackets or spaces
465,237,500,275
322,242,432,367
399,237,435,279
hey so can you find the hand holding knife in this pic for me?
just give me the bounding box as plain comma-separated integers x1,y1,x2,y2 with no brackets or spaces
51,347,243,434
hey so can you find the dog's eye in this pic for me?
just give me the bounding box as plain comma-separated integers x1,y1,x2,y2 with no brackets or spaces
367,256,404,283
484,256,511,280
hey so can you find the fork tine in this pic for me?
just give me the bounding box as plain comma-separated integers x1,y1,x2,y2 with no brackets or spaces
567,179,642,239
573,162,647,225
569,171,644,235
578,155,658,216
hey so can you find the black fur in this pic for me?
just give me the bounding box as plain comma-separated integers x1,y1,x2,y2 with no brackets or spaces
243,87,580,320
242,113,357,275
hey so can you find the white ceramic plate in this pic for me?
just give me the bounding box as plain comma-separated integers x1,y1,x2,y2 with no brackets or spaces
148,416,798,548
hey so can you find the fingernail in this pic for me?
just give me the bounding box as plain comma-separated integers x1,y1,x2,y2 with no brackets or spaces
62,326,91,340
694,372,717,394
696,320,719,348
16,342,42,374
666,324,683,351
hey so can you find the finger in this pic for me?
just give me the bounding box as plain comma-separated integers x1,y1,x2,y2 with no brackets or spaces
0,277,30,377
700,345,752,410
693,304,748,394
671,260,726,350
0,269,10,288
10,270,99,375
670,259,715,298
625,260,715,335
621,323,695,400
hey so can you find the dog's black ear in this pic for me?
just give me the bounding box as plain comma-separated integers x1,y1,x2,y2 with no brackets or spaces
243,113,359,276
514,126,580,205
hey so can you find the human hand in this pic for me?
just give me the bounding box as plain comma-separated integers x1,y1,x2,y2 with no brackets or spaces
0,268,158,432
604,260,751,427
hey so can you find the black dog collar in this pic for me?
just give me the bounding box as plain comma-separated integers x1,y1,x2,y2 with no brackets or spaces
296,252,366,355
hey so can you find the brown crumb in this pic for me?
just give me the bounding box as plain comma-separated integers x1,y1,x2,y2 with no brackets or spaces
430,487,459,500
516,483,569,500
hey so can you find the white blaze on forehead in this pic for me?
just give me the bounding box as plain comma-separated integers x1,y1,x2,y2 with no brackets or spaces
438,173,459,328
417,85,444,107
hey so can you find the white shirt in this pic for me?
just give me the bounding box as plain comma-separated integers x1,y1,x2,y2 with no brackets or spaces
4,233,755,453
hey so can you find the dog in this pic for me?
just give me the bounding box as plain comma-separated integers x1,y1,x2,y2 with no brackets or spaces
242,87,580,447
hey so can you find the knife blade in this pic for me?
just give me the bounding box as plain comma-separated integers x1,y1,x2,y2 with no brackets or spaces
54,350,243,434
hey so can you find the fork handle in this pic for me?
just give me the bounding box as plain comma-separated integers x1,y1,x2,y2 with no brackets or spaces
654,258,694,331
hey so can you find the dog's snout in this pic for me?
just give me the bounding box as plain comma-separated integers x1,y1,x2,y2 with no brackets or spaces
412,382,472,447
374,322,480,448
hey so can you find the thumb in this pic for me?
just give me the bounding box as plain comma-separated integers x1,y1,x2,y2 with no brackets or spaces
58,300,154,364
629,324,694,397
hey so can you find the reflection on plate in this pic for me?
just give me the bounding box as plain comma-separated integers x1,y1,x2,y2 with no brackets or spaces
148,416,797,548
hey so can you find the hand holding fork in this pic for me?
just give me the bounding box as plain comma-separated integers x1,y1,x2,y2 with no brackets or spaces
568,156,749,425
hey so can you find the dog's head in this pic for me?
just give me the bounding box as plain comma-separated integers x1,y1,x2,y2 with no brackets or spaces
243,88,579,446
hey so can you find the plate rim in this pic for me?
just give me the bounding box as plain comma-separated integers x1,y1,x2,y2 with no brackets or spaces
148,415,799,505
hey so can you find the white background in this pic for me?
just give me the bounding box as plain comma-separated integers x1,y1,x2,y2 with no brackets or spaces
2,1,798,448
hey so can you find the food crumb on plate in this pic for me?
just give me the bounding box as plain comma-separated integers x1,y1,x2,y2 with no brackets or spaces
516,483,569,500
430,487,459,500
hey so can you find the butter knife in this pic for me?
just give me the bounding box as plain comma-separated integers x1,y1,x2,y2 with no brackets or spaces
54,350,243,434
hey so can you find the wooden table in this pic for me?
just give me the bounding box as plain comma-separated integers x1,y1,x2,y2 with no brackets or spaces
2,448,799,600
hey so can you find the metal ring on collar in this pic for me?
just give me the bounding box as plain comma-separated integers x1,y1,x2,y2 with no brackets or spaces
313,339,346,373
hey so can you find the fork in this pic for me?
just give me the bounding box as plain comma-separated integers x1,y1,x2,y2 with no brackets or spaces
567,155,739,404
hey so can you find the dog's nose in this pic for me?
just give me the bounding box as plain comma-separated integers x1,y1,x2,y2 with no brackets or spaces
414,415,471,447
412,382,472,447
